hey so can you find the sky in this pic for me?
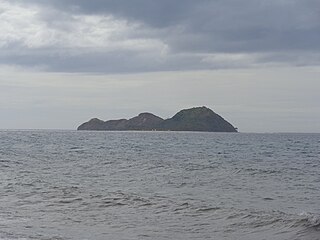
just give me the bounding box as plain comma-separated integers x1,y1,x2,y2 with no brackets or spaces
0,0,319,132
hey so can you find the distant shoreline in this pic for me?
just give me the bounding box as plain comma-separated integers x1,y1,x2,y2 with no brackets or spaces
1,129,320,134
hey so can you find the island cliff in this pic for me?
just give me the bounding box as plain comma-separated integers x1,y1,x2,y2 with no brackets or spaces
77,106,238,132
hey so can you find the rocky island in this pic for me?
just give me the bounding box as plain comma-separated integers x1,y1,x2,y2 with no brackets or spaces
77,106,238,132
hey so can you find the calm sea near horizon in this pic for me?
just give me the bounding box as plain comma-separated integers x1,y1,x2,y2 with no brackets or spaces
0,130,319,240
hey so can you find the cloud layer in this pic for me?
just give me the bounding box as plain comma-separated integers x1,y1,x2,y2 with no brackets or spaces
1,0,320,73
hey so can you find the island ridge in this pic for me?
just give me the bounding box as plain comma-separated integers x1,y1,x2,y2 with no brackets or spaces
77,106,238,132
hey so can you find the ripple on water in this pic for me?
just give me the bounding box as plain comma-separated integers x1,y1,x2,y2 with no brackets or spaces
0,131,319,240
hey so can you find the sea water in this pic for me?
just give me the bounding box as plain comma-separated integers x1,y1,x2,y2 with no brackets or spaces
0,130,319,240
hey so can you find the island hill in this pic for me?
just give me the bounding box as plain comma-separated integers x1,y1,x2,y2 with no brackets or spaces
77,106,238,132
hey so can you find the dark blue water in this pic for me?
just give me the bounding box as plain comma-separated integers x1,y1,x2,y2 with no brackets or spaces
0,130,319,240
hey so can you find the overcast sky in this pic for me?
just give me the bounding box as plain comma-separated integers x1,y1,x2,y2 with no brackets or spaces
0,0,319,132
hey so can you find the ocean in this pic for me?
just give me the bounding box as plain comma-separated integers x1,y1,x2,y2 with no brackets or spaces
0,130,319,240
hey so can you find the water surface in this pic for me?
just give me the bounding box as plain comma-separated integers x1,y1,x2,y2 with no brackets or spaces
0,131,319,239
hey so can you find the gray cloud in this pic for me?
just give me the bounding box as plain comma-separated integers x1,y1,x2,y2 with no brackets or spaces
0,47,217,73
3,0,320,72
16,0,199,27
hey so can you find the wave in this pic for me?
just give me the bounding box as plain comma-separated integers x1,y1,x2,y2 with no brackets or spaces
233,167,282,175
217,208,320,237
297,212,320,228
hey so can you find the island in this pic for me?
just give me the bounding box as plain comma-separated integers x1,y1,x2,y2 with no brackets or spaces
77,106,238,132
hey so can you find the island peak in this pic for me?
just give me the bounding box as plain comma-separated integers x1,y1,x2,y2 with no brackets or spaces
77,106,238,132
